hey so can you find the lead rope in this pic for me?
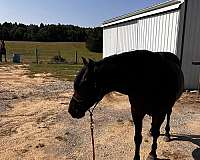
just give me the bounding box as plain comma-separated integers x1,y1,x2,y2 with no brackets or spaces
88,101,99,160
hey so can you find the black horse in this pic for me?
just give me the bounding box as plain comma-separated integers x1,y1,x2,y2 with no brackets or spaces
0,40,7,62
68,50,184,160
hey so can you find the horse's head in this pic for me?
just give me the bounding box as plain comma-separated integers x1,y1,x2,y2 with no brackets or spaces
68,57,101,119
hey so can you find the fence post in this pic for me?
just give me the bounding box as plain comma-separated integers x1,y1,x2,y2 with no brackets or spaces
75,51,78,64
35,48,39,64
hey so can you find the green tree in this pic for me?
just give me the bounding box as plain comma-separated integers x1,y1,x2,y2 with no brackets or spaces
1,27,10,40
86,27,103,53
13,27,26,40
0,22,100,43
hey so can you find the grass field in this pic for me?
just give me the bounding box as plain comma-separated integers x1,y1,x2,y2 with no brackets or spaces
4,41,102,81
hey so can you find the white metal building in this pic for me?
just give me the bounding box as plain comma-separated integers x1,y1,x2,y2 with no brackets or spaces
102,0,200,89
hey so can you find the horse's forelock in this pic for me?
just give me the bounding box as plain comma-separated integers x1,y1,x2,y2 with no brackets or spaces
74,66,87,89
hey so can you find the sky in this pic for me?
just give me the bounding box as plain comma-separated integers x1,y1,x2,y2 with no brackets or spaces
0,0,167,27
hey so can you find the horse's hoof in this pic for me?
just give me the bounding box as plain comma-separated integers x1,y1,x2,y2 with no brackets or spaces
146,155,157,160
163,136,170,142
134,155,140,160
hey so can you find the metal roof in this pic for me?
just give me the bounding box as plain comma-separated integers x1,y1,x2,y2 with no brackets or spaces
102,0,183,27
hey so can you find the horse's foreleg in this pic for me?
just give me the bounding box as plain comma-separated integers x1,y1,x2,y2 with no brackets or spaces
147,114,165,160
132,112,145,160
0,54,2,62
163,109,172,142
4,54,7,62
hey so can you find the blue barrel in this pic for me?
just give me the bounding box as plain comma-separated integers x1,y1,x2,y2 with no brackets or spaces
13,54,21,63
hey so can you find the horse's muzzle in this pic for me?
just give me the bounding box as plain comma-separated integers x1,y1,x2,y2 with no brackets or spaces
68,98,86,119
68,109,85,119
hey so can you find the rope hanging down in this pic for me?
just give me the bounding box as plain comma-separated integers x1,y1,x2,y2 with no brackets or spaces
88,101,99,160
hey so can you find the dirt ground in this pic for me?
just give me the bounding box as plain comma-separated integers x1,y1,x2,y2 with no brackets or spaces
0,65,199,160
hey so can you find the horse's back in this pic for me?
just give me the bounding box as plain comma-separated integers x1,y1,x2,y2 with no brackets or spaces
111,50,184,100
124,51,184,114
158,52,181,67
101,50,184,98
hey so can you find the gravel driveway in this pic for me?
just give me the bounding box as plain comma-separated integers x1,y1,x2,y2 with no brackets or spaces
0,65,199,160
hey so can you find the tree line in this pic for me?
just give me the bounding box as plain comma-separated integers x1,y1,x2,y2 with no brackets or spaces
0,22,103,52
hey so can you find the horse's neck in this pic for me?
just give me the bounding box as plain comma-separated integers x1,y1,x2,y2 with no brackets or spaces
96,60,129,95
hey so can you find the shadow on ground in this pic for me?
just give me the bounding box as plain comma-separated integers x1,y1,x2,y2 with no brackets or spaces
170,134,200,160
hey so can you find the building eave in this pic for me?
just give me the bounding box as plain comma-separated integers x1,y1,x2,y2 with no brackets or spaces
102,0,183,27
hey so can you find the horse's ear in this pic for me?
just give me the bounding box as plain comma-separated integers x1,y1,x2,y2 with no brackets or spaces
82,57,88,66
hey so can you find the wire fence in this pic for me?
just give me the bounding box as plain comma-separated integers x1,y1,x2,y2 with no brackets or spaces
3,42,102,64
6,49,84,64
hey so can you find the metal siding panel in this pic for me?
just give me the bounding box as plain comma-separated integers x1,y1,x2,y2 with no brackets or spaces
138,20,141,49
171,11,179,53
153,16,157,51
128,22,133,50
147,18,151,51
116,26,120,53
155,15,161,51
132,22,136,50
158,15,163,51
125,22,130,51
124,23,128,52
103,28,109,57
107,28,111,56
138,19,142,50
121,24,125,52
161,14,166,52
147,17,152,50
139,19,142,50
151,16,156,51
111,27,116,54
122,24,126,52
126,23,130,51
103,29,106,57
151,17,155,51
181,0,200,89
122,25,126,52
168,12,174,53
117,25,123,53
116,21,138,53
141,19,145,50
145,19,149,50
136,10,180,53
119,24,125,53
103,26,118,57
142,19,147,50
164,13,170,51
151,17,156,51
130,22,134,50
174,11,180,53
126,22,130,51
103,10,180,58
143,19,146,49
134,21,138,50
129,22,133,50
163,14,168,51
